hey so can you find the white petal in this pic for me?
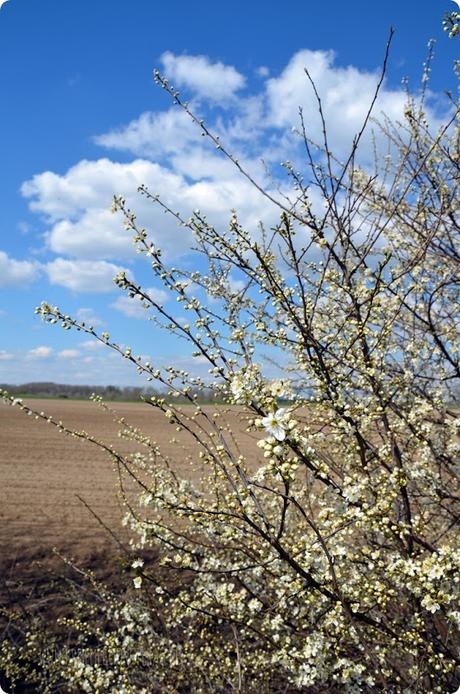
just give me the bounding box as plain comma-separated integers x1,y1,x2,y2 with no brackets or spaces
272,424,286,441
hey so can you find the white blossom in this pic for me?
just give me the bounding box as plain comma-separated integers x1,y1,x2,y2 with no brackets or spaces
262,408,289,441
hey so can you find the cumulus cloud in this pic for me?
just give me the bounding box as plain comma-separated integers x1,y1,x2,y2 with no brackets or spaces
19,48,446,292
97,48,442,169
28,346,53,358
95,109,244,181
22,158,197,260
91,48,437,192
0,250,40,287
22,157,171,220
94,109,198,159
160,51,246,102
264,49,410,157
111,287,169,319
45,258,126,293
22,157,275,263
46,208,133,260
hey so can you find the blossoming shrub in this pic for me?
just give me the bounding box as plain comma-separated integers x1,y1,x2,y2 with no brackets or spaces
1,49,460,693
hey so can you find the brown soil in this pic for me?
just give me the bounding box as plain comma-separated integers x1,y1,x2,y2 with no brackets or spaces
0,400,256,583
0,398,256,547
0,398,259,691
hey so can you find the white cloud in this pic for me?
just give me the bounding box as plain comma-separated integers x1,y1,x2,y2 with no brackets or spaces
95,108,246,181
111,287,169,319
0,350,150,386
0,250,40,287
160,51,246,102
94,109,198,159
45,258,125,293
0,350,13,361
168,147,243,181
19,49,447,286
58,349,81,358
22,158,181,223
76,308,104,327
256,66,270,78
22,158,196,260
46,208,133,260
102,49,443,169
264,49,409,157
92,49,432,183
80,340,105,350
17,221,32,235
28,346,53,358
22,157,275,262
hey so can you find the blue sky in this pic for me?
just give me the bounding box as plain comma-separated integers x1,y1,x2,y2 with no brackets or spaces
0,0,457,385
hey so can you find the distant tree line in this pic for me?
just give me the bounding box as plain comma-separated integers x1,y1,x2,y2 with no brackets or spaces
0,381,153,400
0,382,220,402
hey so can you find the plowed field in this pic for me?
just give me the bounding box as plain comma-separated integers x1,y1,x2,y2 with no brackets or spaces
0,398,256,551
0,398,256,642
